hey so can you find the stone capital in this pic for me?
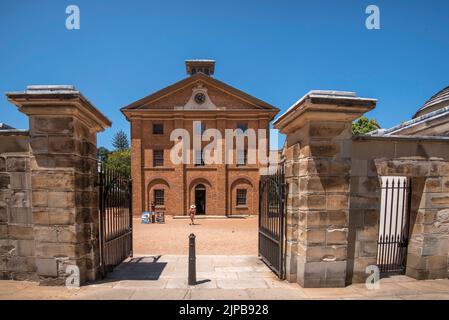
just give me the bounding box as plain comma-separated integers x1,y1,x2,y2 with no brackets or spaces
274,91,377,134
6,85,111,133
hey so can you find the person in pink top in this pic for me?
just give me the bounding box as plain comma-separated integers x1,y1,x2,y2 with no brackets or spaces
189,205,196,225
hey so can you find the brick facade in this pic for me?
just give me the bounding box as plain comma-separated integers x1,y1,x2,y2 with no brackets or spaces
122,70,279,217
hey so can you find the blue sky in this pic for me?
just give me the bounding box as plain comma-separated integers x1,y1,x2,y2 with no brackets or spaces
1,0,448,150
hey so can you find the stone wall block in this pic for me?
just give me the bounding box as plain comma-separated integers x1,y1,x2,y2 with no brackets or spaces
0,174,10,189
5,157,27,172
0,207,6,223
31,172,75,190
32,117,74,135
309,142,341,157
8,207,32,225
47,192,75,208
8,225,34,240
326,227,348,245
48,136,76,154
29,136,48,154
326,195,348,210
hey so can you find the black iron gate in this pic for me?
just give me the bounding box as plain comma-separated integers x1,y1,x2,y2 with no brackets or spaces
258,165,287,279
376,177,411,275
98,162,133,277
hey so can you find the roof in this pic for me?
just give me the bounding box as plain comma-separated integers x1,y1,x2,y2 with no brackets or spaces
368,104,449,136
0,123,15,130
414,86,449,118
121,72,279,114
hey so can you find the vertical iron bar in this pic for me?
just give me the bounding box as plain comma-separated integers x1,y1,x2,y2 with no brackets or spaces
380,178,389,273
129,179,133,258
387,179,395,273
392,178,401,271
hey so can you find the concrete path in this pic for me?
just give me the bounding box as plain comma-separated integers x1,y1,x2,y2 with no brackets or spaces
1,255,449,300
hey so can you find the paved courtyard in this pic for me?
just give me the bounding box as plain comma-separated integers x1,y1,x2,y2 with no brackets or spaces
1,254,449,300
133,216,258,255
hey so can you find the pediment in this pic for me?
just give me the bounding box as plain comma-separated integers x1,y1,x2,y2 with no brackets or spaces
121,73,278,113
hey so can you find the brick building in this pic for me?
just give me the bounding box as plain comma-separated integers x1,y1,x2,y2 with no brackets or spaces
122,60,279,217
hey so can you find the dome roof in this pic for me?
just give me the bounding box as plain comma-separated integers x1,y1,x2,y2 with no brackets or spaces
414,86,449,119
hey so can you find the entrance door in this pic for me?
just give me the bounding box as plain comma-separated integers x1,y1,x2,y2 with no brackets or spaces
258,165,287,279
377,176,411,276
195,184,206,215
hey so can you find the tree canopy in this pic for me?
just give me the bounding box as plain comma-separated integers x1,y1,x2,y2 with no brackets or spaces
105,149,131,177
98,130,131,177
352,117,380,136
112,130,130,151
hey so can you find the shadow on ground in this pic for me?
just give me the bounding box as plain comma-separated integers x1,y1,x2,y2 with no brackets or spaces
101,256,167,281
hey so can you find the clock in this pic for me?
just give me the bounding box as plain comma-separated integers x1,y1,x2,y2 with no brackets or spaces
194,92,206,104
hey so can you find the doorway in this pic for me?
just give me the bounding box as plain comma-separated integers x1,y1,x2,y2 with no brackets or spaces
195,184,206,215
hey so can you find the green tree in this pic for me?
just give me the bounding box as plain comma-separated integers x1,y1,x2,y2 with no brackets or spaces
105,149,131,177
112,130,129,151
352,117,380,135
97,146,110,162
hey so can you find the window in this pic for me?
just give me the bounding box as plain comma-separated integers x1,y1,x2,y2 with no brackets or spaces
236,149,247,166
195,150,205,166
153,123,164,134
236,189,247,206
237,123,248,132
154,189,164,206
153,150,164,167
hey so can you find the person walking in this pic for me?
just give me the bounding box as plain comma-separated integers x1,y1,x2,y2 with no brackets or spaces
189,204,196,225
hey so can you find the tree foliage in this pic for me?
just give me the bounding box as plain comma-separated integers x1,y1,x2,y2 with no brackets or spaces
98,130,131,177
97,146,110,162
352,117,380,136
105,149,131,177
112,130,129,151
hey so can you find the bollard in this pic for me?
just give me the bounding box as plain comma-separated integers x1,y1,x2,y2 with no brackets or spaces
188,233,196,285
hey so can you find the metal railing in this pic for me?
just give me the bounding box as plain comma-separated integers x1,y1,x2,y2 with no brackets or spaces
98,162,133,276
377,177,411,275
258,165,287,279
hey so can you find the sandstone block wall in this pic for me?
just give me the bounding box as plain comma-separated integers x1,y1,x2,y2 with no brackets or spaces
1,87,111,285
349,136,449,282
0,132,35,281
284,121,352,287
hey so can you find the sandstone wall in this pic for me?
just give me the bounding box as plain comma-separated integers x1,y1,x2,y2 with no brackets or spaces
1,87,111,285
0,132,35,281
349,136,449,283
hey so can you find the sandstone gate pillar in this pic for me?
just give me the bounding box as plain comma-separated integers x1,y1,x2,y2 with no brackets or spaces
274,91,376,287
7,85,111,285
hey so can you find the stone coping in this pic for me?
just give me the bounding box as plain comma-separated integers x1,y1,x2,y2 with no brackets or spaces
0,129,29,136
6,85,112,132
353,134,449,142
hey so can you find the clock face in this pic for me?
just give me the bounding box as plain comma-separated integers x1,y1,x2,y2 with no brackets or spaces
194,92,206,104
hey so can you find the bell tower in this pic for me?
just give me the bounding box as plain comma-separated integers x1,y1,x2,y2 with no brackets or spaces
185,59,215,76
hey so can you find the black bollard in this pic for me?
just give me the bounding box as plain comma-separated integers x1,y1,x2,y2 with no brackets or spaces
188,233,196,285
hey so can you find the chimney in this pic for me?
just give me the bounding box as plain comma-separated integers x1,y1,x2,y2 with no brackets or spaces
185,60,215,76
